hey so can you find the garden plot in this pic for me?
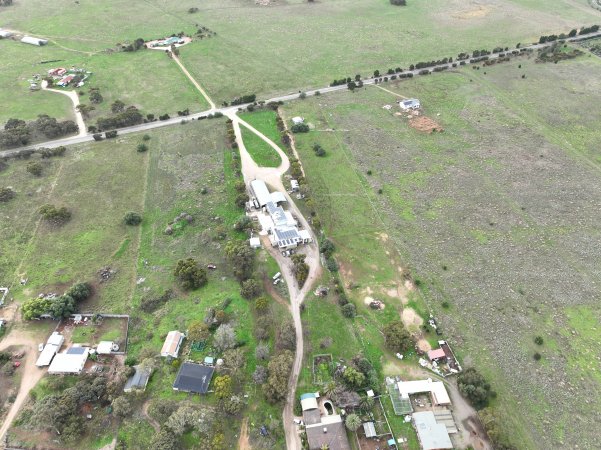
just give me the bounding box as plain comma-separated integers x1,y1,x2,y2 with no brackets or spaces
283,58,601,450
57,316,128,349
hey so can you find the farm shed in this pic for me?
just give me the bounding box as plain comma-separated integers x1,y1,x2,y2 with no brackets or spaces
35,332,65,367
399,98,421,111
427,348,446,362
172,362,214,394
21,36,48,46
161,330,184,358
124,365,151,392
0,30,13,38
251,180,287,208
362,421,377,438
48,347,89,374
397,378,451,406
290,179,299,191
413,411,453,450
249,237,262,249
292,116,304,125
305,415,351,450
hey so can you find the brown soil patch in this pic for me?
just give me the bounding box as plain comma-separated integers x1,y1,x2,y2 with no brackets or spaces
401,307,423,330
416,339,432,353
453,5,491,19
409,115,444,133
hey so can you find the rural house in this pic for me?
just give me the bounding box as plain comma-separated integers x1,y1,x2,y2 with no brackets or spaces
300,393,351,450
399,98,421,111
35,332,64,367
413,411,453,450
172,362,214,394
48,346,89,374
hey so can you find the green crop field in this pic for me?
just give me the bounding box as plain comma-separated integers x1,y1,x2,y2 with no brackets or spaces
282,55,601,449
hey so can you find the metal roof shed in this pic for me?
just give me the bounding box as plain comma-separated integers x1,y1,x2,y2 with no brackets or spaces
97,341,114,355
124,365,151,392
363,421,377,438
173,362,214,394
413,411,453,450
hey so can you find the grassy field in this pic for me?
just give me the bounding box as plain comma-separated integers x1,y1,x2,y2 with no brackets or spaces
282,55,601,449
3,119,289,448
0,38,208,127
1,0,599,121
239,110,282,167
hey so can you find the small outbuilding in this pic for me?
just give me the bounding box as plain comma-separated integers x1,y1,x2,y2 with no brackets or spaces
291,116,304,125
427,348,446,362
0,30,13,39
124,365,151,392
413,411,453,450
173,362,214,394
36,332,65,367
362,421,377,439
290,179,299,192
97,341,114,355
249,237,262,249
399,98,421,111
161,330,184,358
21,36,48,46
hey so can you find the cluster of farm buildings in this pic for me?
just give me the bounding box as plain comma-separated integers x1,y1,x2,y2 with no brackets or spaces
46,66,91,88
248,179,312,251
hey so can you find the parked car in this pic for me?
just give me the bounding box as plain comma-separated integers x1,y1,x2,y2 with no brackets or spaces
38,343,44,352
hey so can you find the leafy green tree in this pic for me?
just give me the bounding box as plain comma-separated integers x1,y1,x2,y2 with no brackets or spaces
0,187,15,202
223,395,242,415
188,320,210,342
112,396,132,419
457,368,493,409
240,278,261,300
345,413,361,431
136,143,148,153
383,320,413,352
264,350,294,403
123,211,142,225
319,239,335,258
342,366,366,388
39,204,71,225
214,375,233,399
174,258,207,290
111,100,126,113
213,324,236,352
341,303,356,318
22,297,52,320
255,296,270,313
66,282,92,302
27,161,43,176
225,240,255,281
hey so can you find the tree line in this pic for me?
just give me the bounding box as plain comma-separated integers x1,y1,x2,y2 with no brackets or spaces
0,116,78,149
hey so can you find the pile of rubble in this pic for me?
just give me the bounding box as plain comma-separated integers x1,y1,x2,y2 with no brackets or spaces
98,266,116,282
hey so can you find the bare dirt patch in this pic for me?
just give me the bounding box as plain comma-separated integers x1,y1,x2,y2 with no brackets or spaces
408,115,444,133
452,5,492,19
401,307,423,330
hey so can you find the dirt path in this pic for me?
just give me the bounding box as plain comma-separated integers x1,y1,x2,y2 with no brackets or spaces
373,84,409,99
0,328,47,443
238,417,251,450
171,54,216,110
227,109,320,450
141,400,160,433
41,80,87,137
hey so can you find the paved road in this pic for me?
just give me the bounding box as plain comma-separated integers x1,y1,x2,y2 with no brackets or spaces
3,31,600,158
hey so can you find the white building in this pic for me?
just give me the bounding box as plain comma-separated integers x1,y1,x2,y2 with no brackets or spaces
413,411,453,450
249,237,262,249
36,332,65,367
21,36,48,46
290,179,299,192
397,378,451,406
399,98,421,111
97,341,114,355
48,347,89,374
0,30,13,39
161,330,184,358
291,117,304,125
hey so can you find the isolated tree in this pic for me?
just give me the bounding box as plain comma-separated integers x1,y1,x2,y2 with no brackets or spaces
213,323,236,352
26,161,43,176
188,320,210,342
341,303,356,318
76,103,95,118
136,143,148,153
345,413,361,431
291,254,309,287
39,204,71,225
383,320,413,352
0,187,15,202
89,90,103,104
174,258,207,290
123,211,142,225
